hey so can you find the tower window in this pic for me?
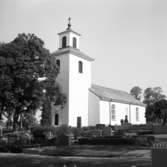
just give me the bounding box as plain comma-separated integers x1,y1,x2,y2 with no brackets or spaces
111,104,116,121
78,61,83,73
56,59,60,67
136,107,139,121
56,59,60,72
73,37,77,48
55,114,59,125
62,36,67,48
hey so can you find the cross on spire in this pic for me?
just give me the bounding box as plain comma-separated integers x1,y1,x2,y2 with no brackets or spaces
67,17,71,30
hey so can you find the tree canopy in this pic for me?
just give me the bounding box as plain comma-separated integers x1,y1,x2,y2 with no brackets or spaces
130,86,167,125
130,86,142,100
146,99,167,125
0,33,66,129
143,87,166,106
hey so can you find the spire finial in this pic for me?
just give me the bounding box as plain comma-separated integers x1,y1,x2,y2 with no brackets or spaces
67,17,71,30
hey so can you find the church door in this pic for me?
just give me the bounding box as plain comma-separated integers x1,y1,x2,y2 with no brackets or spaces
77,117,81,128
55,114,59,125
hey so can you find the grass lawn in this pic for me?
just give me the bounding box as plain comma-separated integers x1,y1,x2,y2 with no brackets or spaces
24,144,151,157
0,144,151,167
0,152,151,167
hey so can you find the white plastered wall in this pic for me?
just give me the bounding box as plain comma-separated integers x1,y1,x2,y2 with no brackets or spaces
68,54,91,126
130,105,146,124
51,54,69,126
98,100,146,125
88,91,100,126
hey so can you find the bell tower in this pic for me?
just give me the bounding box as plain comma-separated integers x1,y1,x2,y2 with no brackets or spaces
52,18,94,127
58,17,80,49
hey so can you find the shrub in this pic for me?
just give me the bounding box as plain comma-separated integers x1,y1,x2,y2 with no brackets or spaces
71,127,83,140
56,124,71,136
10,145,23,153
4,131,33,145
78,136,136,145
96,124,105,129
55,125,74,146
31,125,57,143
0,145,8,152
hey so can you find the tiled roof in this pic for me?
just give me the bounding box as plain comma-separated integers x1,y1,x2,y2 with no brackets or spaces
89,84,145,107
53,47,94,62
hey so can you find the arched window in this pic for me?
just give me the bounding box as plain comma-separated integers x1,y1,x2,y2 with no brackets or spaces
62,36,67,48
56,59,60,73
77,117,82,128
111,104,116,121
73,37,77,48
78,61,83,73
55,114,59,125
136,107,139,121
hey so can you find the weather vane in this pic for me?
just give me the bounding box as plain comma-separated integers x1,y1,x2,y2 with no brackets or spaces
67,17,71,29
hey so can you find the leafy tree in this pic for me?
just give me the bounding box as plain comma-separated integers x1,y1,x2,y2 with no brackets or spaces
144,87,166,124
0,33,66,130
146,99,167,125
130,86,142,100
143,87,166,106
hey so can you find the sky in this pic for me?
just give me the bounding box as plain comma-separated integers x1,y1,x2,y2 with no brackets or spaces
0,0,167,95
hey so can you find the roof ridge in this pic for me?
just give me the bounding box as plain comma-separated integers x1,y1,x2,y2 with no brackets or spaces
52,47,94,61
92,84,130,95
90,84,145,106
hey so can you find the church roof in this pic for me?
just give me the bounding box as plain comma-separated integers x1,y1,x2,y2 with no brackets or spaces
53,47,94,62
89,84,145,107
58,29,81,36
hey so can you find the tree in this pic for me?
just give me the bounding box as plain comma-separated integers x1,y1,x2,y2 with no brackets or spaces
0,33,66,130
130,86,142,100
143,87,166,106
144,87,166,124
146,99,167,125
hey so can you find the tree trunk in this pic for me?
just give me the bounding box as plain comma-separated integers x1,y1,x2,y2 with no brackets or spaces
41,98,52,126
162,115,167,126
13,114,19,131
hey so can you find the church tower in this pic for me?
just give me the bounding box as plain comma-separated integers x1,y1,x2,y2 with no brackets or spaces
52,18,94,127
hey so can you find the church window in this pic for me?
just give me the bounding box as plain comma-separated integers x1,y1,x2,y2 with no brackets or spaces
55,114,59,125
136,107,139,121
73,37,77,48
111,104,116,121
77,117,82,128
56,59,60,72
62,36,67,48
78,61,83,73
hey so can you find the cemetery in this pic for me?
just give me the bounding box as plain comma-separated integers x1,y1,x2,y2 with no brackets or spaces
0,123,167,166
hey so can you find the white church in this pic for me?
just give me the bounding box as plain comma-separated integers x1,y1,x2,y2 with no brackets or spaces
51,20,146,127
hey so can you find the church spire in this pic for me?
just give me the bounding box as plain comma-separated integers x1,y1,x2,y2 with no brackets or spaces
67,17,71,30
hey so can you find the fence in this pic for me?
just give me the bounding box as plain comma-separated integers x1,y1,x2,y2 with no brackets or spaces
114,125,153,131
114,125,167,134
152,143,167,167
153,126,167,134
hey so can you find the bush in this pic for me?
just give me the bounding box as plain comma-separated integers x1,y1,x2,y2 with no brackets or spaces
56,124,71,136
96,124,105,129
31,125,57,143
56,125,74,146
71,128,83,140
4,131,33,145
31,125,73,145
0,145,8,152
10,145,23,153
78,136,136,145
